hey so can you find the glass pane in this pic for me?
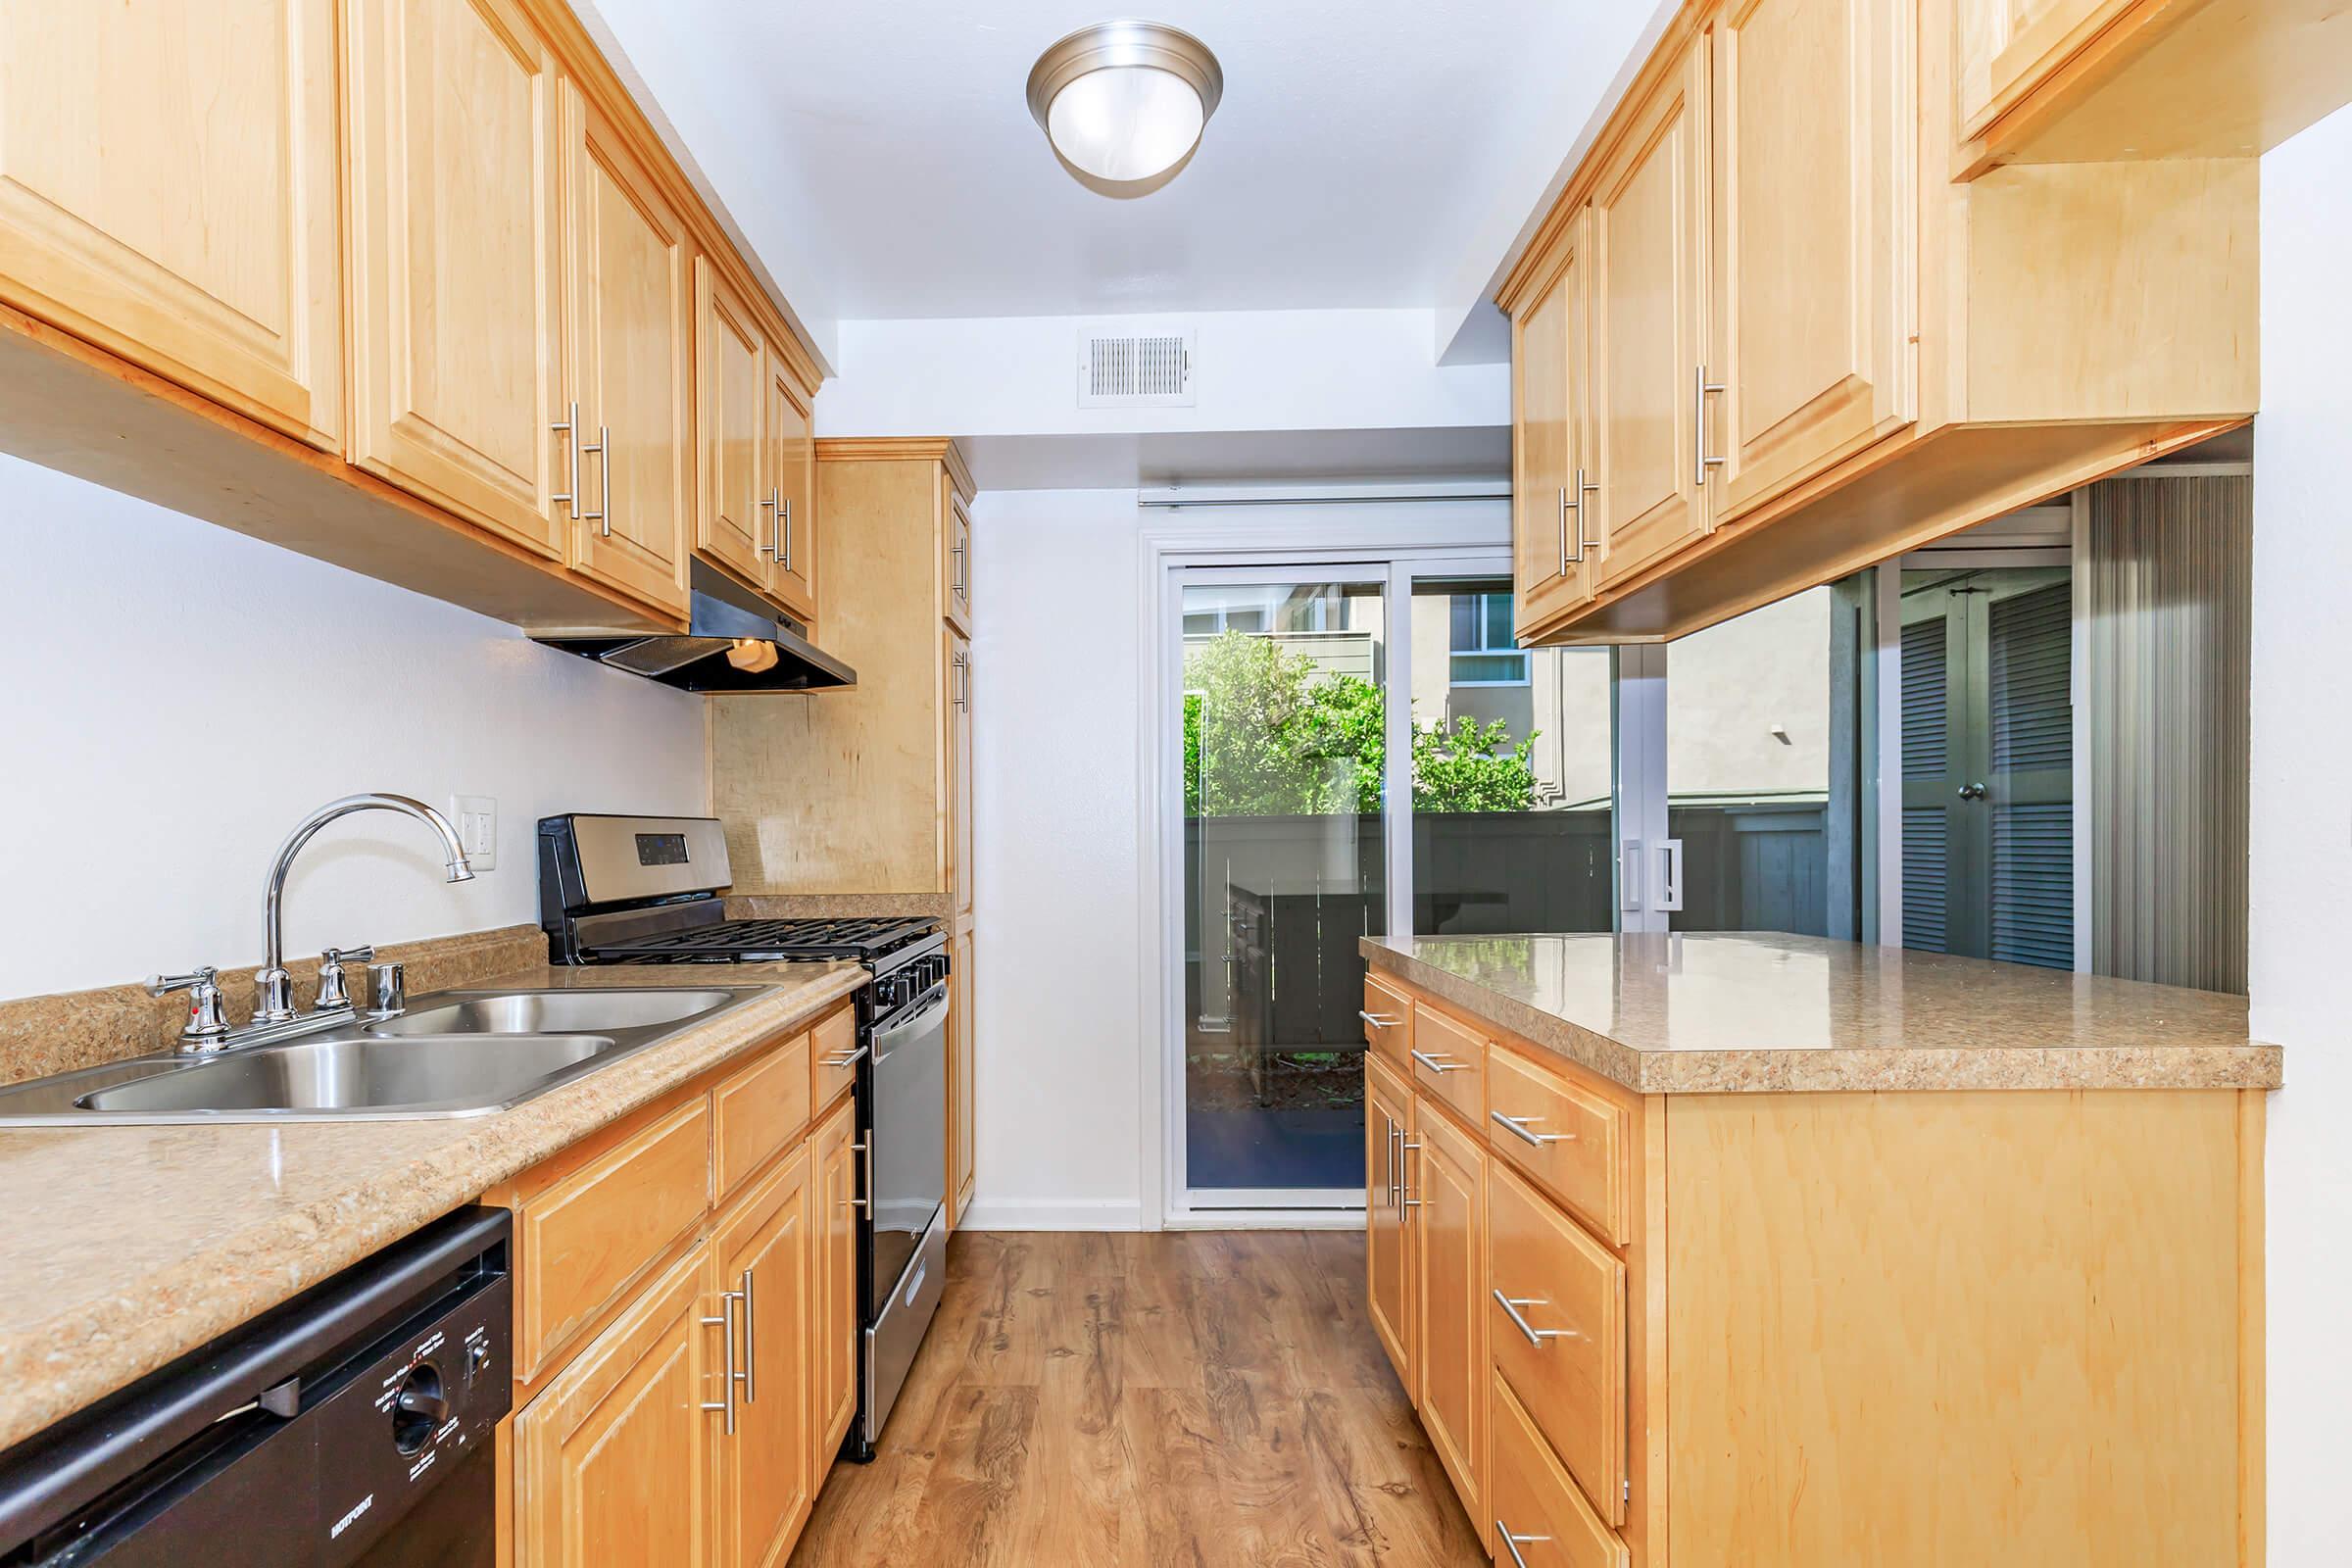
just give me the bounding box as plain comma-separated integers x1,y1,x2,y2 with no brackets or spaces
1409,575,1614,935
1182,578,1385,1197
1665,585,1845,935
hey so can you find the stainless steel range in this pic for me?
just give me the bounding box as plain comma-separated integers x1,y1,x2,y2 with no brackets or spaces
536,813,948,1460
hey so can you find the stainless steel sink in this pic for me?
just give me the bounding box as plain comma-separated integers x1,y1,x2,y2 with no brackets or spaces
368,988,739,1037
0,983,771,1125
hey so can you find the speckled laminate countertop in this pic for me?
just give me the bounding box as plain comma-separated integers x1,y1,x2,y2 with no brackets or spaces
1363,932,2281,1095
0,960,865,1452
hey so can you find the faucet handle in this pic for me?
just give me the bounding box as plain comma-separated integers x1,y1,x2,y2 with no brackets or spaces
316,946,375,1011
147,967,229,1049
371,960,408,1018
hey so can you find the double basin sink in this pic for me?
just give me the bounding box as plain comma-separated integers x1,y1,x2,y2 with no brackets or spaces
0,985,767,1124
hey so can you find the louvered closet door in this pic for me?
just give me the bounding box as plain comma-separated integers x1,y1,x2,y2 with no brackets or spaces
1898,571,2073,966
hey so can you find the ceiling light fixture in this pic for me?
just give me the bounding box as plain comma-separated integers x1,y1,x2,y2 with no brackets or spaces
1026,21,1224,199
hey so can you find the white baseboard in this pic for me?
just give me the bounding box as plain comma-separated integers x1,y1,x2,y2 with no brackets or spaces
956,1197,1149,1232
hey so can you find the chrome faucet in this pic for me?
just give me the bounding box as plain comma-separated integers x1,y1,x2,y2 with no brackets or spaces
254,794,475,1022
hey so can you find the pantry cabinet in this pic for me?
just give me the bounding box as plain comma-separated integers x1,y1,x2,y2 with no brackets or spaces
561,82,693,614
0,0,344,450
344,0,564,557
950,926,977,1226
1589,31,1711,594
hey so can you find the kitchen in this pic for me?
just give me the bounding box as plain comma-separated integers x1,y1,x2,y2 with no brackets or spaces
0,1,2342,1564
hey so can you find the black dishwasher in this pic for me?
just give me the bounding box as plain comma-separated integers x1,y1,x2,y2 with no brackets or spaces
0,1206,511,1566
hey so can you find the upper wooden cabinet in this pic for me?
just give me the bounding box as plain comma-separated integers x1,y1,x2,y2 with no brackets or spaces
562,83,692,614
345,0,564,558
1954,0,2352,171
696,259,772,594
1590,31,1711,596
1511,215,1592,635
1710,0,1914,517
1501,0,2260,645
0,0,344,450
944,487,974,633
766,364,818,624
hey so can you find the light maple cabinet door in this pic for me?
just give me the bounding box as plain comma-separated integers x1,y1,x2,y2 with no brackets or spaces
1711,0,1913,521
944,487,974,633
1957,0,2122,139
766,365,817,621
813,1097,859,1469
1513,218,1593,636
0,0,342,449
344,0,564,557
1365,1054,1415,1391
711,1143,813,1568
950,926,975,1223
1414,1101,1488,1539
1592,31,1711,594
946,628,975,921
562,83,691,614
695,258,771,592
513,1242,714,1568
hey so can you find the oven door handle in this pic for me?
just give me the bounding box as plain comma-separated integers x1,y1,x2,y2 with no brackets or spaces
869,984,950,1058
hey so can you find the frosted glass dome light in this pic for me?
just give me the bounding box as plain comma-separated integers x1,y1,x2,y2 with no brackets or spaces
1027,23,1224,198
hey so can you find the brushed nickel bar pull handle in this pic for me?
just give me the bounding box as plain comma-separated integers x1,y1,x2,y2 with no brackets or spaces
700,1291,742,1434
1695,365,1727,487
1400,1140,1423,1215
1496,1518,1551,1568
552,400,580,512
1492,1109,1576,1147
1577,466,1600,555
738,1267,756,1403
780,496,794,570
1494,1289,1579,1347
1358,1009,1400,1028
821,1045,870,1069
1410,1049,1466,1074
1558,485,1572,573
578,424,608,535
759,490,779,560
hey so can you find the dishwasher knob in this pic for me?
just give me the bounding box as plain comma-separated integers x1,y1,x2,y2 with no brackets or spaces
390,1361,448,1454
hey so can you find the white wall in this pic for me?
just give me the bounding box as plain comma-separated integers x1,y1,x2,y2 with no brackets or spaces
965,488,1150,1228
2254,103,2352,1563
0,456,707,1000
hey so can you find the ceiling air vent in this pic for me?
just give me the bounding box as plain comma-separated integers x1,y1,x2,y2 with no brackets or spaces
1077,327,1196,408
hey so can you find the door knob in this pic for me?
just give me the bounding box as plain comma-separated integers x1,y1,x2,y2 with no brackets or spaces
1957,782,1988,801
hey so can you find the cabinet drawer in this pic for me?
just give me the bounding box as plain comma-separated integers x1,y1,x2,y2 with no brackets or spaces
1361,974,1413,1068
1411,1002,1486,1127
1490,1370,1628,1568
1488,1160,1627,1526
517,1095,711,1380
713,1026,812,1200
1485,1045,1632,1246
811,1004,859,1109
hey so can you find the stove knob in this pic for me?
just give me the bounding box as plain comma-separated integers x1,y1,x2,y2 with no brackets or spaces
391,1361,448,1454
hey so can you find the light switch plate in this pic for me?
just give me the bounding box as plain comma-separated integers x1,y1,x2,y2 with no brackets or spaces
450,795,497,871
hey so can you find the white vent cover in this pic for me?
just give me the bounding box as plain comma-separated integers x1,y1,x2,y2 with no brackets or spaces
1077,327,1196,407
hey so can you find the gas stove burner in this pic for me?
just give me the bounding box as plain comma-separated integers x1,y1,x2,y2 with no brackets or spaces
583,915,938,965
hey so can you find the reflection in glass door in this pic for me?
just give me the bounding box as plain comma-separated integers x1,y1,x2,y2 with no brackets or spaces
1181,575,1387,1205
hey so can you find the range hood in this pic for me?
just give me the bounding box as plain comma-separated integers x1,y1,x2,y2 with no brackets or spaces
532,561,857,693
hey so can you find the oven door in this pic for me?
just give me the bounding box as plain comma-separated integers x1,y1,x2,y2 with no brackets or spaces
866,980,949,1316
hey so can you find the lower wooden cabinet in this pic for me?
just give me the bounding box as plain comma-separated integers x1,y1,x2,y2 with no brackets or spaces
949,925,976,1227
711,1144,813,1568
812,1096,860,1466
514,1242,714,1567
1490,1370,1628,1568
1364,1053,1415,1388
503,1002,858,1567
1412,1098,1487,1544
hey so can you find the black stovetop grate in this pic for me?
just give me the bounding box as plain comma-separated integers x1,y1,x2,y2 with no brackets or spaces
585,915,936,963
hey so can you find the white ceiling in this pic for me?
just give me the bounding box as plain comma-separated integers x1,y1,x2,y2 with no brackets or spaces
655,0,1629,322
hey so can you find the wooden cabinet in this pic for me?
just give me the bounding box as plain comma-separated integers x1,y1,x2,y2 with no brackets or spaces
947,628,974,923
1500,0,2262,645
1511,214,1594,633
944,487,974,632
513,1242,714,1568
695,258,771,593
710,1144,813,1568
712,1023,811,1202
949,925,976,1226
1710,0,1913,519
1590,31,1711,594
1491,1371,1629,1568
1410,1001,1487,1129
344,0,564,556
0,0,344,450
766,365,818,623
561,81,692,613
812,1096,859,1467
1364,1052,1415,1390
1413,1099,1487,1544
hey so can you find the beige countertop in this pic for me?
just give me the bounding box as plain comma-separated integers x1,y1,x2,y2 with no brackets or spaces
0,960,865,1453
1364,932,2281,1095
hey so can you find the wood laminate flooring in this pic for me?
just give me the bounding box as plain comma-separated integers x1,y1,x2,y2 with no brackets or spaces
791,1230,1487,1566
